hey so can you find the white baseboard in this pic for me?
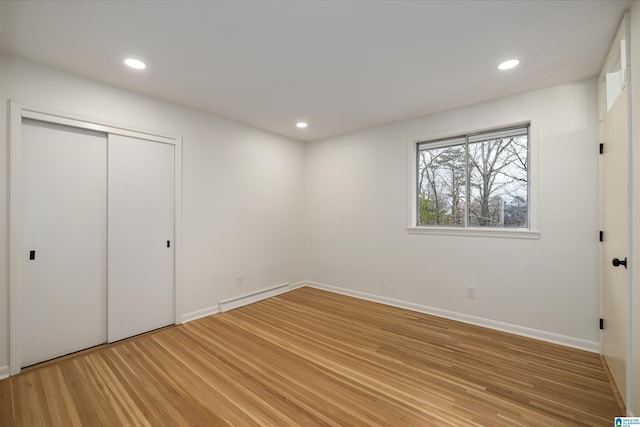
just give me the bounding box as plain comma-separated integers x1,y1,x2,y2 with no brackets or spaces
180,305,221,323
0,365,9,380
218,282,292,313
181,281,306,323
302,281,599,353
290,281,307,290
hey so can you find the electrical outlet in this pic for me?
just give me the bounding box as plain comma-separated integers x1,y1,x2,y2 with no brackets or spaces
236,275,244,286
466,286,475,299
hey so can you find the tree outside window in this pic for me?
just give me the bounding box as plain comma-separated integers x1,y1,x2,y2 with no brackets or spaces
417,126,529,228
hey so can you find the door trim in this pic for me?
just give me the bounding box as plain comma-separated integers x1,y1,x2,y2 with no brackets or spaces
8,100,184,376
623,11,633,412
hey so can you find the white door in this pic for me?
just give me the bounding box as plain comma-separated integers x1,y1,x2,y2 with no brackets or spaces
602,79,629,403
21,119,108,367
107,134,175,342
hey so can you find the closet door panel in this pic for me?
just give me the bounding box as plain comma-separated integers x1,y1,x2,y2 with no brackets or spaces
21,119,108,366
108,134,175,342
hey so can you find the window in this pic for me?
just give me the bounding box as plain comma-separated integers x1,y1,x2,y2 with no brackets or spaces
416,125,529,229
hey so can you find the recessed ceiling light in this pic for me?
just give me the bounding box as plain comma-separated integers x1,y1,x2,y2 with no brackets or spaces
296,122,308,128
498,59,520,71
124,58,146,70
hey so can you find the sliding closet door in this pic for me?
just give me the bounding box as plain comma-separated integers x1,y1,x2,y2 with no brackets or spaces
21,119,108,367
108,134,175,342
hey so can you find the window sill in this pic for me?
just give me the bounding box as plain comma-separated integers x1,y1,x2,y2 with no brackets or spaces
406,226,541,239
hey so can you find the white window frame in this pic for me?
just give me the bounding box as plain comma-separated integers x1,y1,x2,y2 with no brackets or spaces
407,119,540,239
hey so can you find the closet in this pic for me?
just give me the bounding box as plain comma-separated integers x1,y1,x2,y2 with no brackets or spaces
19,116,176,367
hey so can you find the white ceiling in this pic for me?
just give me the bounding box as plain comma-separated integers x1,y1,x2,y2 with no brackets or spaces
0,0,631,141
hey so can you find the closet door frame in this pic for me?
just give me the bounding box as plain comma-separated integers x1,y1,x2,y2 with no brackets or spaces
8,100,183,376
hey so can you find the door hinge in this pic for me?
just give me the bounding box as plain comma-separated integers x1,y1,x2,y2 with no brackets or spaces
600,318,604,330
599,143,604,154
599,231,604,242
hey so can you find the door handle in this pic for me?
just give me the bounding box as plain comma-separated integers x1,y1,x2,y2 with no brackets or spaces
612,257,627,269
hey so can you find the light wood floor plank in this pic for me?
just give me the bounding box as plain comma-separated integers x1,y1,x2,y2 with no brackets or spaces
0,287,622,426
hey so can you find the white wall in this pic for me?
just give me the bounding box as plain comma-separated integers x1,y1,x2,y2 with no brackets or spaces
0,54,306,369
305,80,600,348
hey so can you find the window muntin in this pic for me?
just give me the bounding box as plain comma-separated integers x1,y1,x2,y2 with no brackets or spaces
417,125,529,228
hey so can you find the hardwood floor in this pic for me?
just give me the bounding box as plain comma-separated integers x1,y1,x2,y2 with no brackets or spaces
1,287,622,426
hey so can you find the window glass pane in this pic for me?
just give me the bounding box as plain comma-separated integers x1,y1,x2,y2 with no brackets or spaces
467,133,528,227
417,144,466,226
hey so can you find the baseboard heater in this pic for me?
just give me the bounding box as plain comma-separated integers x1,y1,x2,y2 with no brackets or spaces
218,283,290,313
